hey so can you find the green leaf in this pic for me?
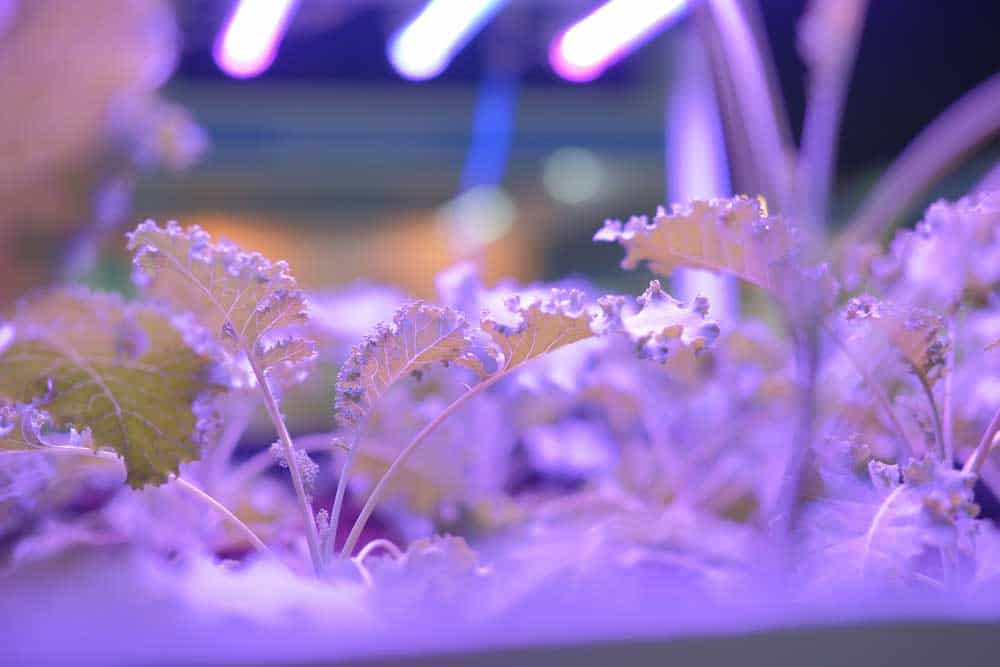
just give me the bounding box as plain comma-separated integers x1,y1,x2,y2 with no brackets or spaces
0,289,220,488
127,221,316,385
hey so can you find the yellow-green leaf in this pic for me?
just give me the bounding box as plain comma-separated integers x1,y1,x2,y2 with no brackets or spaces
127,221,315,383
0,290,220,488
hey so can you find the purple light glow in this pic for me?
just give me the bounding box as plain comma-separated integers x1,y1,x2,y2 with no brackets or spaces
213,0,299,79
388,0,507,81
666,28,737,320
550,0,689,83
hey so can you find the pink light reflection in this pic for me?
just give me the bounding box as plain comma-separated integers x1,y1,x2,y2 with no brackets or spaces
550,0,688,83
213,0,299,79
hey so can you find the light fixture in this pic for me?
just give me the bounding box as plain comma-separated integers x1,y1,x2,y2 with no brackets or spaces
388,0,508,81
551,0,689,83
213,0,299,79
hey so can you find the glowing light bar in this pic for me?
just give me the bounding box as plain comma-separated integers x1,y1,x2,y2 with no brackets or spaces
551,0,689,83
388,0,507,81
214,0,299,79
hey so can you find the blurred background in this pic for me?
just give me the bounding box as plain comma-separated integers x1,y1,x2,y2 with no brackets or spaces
1,0,999,305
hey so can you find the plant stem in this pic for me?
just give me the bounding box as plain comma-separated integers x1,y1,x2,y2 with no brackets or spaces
771,328,819,539
248,358,323,574
704,0,794,212
44,446,274,558
861,483,904,576
942,317,956,463
325,431,360,561
340,373,505,558
839,71,1000,246
916,372,947,461
963,406,1000,476
797,0,868,237
355,537,403,563
171,476,272,556
823,324,914,458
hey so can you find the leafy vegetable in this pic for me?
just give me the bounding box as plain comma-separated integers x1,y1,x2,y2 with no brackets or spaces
593,281,720,362
0,290,219,487
842,296,949,387
802,438,978,585
129,220,324,571
481,288,594,371
594,196,796,292
334,303,486,432
128,220,317,387
871,191,1000,310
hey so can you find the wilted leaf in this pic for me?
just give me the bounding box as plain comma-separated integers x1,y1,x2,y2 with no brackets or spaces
0,290,220,488
127,221,316,386
334,303,487,430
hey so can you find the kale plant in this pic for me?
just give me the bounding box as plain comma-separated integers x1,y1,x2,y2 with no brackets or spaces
1,0,1000,660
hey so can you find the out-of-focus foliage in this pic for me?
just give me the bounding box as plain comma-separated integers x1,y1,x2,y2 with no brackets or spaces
0,189,999,634
0,290,219,487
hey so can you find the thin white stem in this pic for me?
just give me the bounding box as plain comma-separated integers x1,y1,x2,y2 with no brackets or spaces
943,317,956,463
325,431,360,560
963,406,1000,476
771,330,819,539
355,537,404,564
248,358,322,574
861,484,905,576
840,71,1000,246
42,445,274,558
798,0,869,236
171,476,272,556
340,373,506,558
